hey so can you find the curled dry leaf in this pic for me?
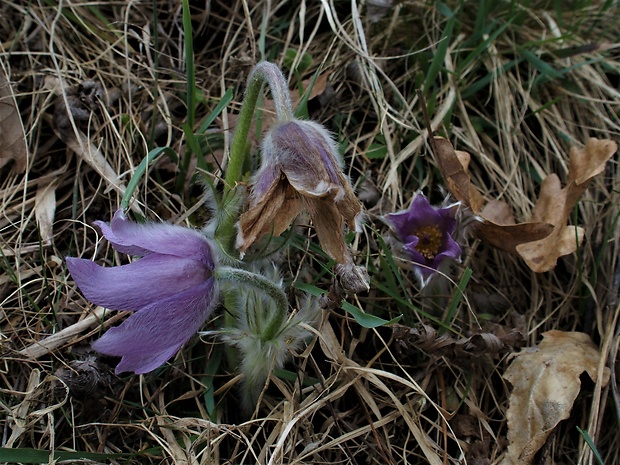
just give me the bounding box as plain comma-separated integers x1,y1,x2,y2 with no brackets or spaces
393,322,524,359
35,180,58,243
432,137,617,272
0,66,27,172
500,331,610,465
516,138,617,271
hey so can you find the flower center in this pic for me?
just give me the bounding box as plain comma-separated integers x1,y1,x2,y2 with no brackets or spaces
414,225,443,260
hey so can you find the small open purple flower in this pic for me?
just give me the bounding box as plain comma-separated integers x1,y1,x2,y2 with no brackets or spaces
385,193,461,285
66,209,219,374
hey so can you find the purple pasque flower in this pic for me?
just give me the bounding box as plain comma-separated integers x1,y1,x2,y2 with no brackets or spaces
66,209,219,375
385,193,461,284
237,118,363,264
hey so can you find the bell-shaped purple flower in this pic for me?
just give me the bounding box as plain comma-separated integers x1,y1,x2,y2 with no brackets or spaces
385,193,461,285
66,209,219,375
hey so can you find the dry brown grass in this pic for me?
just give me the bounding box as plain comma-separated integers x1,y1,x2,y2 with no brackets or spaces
1,1,619,464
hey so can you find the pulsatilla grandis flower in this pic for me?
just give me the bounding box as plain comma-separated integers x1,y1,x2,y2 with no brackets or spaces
386,193,461,285
66,210,219,374
237,118,362,264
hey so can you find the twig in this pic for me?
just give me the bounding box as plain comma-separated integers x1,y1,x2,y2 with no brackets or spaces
18,306,109,359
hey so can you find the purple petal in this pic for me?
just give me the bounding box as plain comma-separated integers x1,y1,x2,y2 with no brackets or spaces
402,243,432,271
438,234,462,261
95,210,215,267
409,193,440,220
386,194,442,242
385,211,416,243
92,279,218,374
251,162,282,202
267,121,344,193
67,254,211,310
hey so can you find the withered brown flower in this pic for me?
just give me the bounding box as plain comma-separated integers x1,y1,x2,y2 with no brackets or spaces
237,118,363,264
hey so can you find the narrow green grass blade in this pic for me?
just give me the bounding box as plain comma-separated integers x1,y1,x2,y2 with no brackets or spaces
520,48,563,80
461,58,519,99
121,147,179,210
375,234,408,297
442,267,472,331
458,19,513,73
202,346,222,420
294,66,321,119
423,6,455,93
294,282,401,328
177,0,196,192
183,123,202,156
197,88,234,134
182,0,196,129
576,427,605,465
0,447,159,463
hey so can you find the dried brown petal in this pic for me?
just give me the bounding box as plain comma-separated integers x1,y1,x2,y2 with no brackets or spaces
237,176,303,255
0,67,27,172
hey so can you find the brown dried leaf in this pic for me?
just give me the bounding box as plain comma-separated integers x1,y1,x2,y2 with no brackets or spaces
432,137,617,272
434,137,485,212
500,331,610,465
0,67,27,172
476,200,554,254
515,174,586,271
290,71,331,105
568,137,617,186
393,323,523,359
35,180,57,243
515,139,618,272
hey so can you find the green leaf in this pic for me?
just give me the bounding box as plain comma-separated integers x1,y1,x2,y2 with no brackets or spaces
577,427,605,465
442,267,472,331
366,142,388,160
202,345,222,420
294,282,401,328
197,88,234,135
283,48,313,74
121,147,179,210
0,447,159,463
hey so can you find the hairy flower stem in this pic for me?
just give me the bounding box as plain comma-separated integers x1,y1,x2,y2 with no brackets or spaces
217,62,294,257
214,266,289,342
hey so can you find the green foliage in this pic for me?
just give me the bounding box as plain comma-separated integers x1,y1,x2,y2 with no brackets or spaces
283,48,313,74
0,447,160,463
295,282,401,328
577,427,606,465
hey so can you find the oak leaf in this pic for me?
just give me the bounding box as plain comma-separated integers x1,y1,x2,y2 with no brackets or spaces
432,137,617,272
500,331,610,465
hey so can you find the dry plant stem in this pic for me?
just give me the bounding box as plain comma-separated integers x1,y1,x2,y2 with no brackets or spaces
18,306,109,359
579,302,620,465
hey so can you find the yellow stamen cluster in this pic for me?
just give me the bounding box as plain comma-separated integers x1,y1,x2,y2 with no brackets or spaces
414,225,443,260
